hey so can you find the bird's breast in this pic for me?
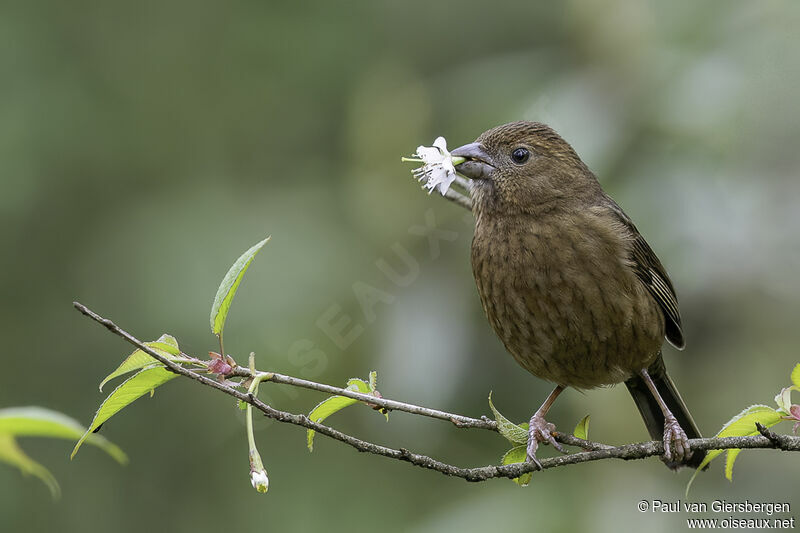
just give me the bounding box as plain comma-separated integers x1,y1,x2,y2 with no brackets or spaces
470,211,664,389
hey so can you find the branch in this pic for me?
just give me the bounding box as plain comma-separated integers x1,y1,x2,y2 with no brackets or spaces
229,366,497,431
443,178,472,210
73,302,800,483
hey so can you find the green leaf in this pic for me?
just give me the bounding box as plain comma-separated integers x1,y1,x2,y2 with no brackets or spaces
687,404,784,494
306,373,384,451
500,445,532,487
573,415,590,440
364,370,388,421
345,377,370,391
724,449,741,481
307,396,359,451
0,407,128,499
0,434,60,499
716,405,783,439
149,336,180,355
488,392,528,445
210,237,270,336
0,406,126,464
72,366,178,459
791,364,800,389
99,334,181,391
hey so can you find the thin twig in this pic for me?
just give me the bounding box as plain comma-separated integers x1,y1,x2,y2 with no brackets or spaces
442,175,472,210
443,187,472,210
73,302,800,482
74,301,605,449
452,175,472,192
231,367,497,431
231,368,612,451
756,422,796,450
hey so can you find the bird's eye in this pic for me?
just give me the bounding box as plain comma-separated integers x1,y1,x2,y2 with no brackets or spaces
511,147,530,164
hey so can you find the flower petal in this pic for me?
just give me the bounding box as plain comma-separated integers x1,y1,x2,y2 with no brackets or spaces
407,136,459,196
776,387,794,413
415,145,443,163
250,468,269,493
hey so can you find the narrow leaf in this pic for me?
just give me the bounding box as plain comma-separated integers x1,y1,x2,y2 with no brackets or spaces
210,237,270,336
99,334,181,391
0,406,126,464
307,396,358,451
72,366,177,459
791,363,800,389
500,445,532,487
488,393,528,445
687,404,784,493
362,371,389,420
0,434,60,499
724,449,741,481
573,415,590,440
306,377,373,451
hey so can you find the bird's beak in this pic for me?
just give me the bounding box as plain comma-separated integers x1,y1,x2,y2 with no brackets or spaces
450,142,495,180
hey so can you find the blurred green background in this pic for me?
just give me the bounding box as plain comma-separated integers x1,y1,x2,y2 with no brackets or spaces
2,1,799,531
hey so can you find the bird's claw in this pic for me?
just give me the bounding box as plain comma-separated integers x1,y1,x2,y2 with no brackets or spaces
526,415,564,469
662,414,692,464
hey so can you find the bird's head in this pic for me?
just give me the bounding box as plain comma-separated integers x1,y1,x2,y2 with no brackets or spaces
451,121,601,217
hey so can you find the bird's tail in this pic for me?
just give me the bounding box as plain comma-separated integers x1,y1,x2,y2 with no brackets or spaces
625,352,706,469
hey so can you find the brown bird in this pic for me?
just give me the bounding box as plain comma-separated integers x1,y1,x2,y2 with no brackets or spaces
450,121,704,469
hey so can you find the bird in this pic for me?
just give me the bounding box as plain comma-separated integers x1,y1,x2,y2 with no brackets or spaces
449,121,704,469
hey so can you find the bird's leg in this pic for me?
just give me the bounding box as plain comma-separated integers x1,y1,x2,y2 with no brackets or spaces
638,368,693,464
526,385,566,469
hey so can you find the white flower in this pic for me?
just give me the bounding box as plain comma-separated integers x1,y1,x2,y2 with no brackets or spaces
250,467,269,493
403,136,463,195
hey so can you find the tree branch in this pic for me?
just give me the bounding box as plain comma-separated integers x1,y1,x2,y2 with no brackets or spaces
443,179,472,210
73,302,800,483
229,366,498,431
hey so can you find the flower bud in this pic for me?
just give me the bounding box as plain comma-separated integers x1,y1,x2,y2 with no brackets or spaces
250,468,269,493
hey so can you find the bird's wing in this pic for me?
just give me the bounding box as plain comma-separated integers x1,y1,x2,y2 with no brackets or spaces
606,201,685,349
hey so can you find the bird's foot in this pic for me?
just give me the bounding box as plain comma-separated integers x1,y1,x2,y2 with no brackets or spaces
662,413,693,465
526,415,566,469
